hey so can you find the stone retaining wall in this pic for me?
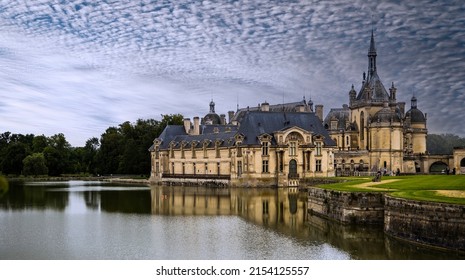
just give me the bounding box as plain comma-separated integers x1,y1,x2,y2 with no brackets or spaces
308,188,465,251
384,195,465,251
308,187,385,224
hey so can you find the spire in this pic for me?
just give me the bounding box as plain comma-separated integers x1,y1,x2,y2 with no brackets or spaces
367,29,377,79
209,99,215,113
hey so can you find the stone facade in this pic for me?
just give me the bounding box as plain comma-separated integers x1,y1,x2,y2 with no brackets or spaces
149,104,336,187
453,148,465,175
324,31,429,175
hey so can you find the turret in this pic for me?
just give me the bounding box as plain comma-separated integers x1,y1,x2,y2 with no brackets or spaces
349,84,356,106
389,82,397,101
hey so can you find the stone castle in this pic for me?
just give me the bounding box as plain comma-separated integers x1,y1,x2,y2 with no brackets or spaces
150,31,465,186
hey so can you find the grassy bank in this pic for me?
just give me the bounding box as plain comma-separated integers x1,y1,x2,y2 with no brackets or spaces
313,175,465,205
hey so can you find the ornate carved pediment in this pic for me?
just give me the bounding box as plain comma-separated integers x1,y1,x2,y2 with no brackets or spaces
234,133,245,143
258,133,272,143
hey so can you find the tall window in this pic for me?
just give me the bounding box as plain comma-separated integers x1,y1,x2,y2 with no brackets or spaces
203,143,208,158
170,143,175,158
289,142,297,156
171,162,175,174
360,112,365,141
316,142,322,156
237,161,242,177
215,142,220,158
217,162,221,175
306,151,311,171
262,141,269,156
262,160,269,173
193,163,196,175
237,142,242,157
182,163,185,175
191,145,196,159
205,163,208,174
316,160,322,172
181,144,185,159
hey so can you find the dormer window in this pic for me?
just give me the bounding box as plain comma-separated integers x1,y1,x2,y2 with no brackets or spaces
262,141,269,156
169,142,175,158
331,120,338,130
316,142,322,156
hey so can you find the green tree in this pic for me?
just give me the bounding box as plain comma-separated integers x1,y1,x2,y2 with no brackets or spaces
427,134,465,155
22,153,48,176
95,114,183,175
32,135,49,153
1,142,29,175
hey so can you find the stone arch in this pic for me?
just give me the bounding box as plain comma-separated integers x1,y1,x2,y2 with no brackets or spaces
429,161,449,174
461,158,465,167
285,131,304,143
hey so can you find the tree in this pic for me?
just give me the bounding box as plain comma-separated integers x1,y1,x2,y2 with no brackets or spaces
22,153,48,176
427,134,465,155
95,114,183,175
1,142,29,175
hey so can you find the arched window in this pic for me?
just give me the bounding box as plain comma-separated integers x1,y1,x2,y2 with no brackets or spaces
461,158,465,167
289,159,297,177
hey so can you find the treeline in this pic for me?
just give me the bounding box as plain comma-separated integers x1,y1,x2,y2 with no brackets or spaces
427,134,465,155
0,114,183,177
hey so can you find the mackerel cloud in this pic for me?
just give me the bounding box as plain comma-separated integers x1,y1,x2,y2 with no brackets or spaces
0,0,464,145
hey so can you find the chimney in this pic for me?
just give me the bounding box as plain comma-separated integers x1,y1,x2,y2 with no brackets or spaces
193,117,200,135
315,105,324,122
260,102,269,112
220,114,226,125
228,111,235,124
296,104,305,112
183,118,191,134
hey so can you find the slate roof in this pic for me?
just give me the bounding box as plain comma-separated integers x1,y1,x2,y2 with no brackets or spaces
356,72,390,102
323,105,351,131
151,125,238,150
231,99,311,123
237,111,336,146
150,110,336,151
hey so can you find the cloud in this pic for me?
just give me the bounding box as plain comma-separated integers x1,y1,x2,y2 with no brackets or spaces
0,0,464,145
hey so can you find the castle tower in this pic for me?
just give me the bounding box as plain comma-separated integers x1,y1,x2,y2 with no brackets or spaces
404,95,427,154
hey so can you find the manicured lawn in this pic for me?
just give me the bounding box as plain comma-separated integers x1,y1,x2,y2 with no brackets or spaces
312,175,465,205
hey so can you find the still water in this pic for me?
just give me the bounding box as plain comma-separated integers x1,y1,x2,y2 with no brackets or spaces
0,180,462,260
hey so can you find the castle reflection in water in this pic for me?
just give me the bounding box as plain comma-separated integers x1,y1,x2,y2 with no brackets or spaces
151,186,307,230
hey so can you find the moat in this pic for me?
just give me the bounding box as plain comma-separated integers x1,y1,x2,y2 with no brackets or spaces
0,180,462,259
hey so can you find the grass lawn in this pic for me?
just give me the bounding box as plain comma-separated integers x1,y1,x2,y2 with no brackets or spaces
312,175,465,205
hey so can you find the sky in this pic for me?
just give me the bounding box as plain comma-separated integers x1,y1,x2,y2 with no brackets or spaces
0,0,464,147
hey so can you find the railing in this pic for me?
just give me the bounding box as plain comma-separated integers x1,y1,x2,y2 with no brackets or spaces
336,170,377,177
288,173,300,179
162,173,231,180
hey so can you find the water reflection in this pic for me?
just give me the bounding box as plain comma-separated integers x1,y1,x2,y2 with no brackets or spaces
1,181,151,214
1,181,464,259
150,185,465,259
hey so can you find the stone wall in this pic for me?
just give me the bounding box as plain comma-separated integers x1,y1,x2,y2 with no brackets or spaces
384,195,465,251
308,187,384,224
